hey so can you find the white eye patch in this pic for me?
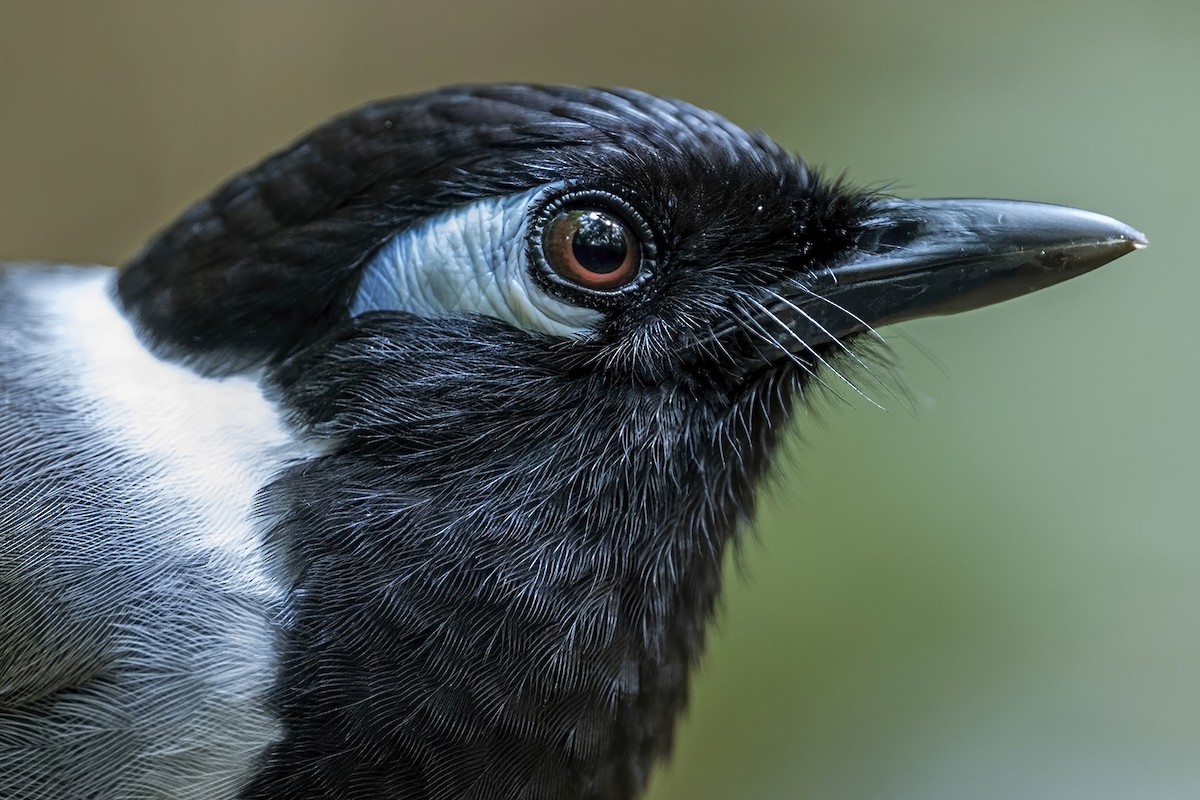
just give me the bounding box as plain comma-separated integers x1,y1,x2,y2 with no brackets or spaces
352,187,603,338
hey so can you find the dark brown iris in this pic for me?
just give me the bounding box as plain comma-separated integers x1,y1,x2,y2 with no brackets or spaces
542,209,640,290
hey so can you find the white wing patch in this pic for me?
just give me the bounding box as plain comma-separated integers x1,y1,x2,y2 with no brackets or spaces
54,272,306,579
352,188,603,337
0,266,317,800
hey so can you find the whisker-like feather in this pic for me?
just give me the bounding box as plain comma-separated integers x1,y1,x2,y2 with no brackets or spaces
735,309,852,406
747,299,880,409
787,282,887,346
763,287,906,412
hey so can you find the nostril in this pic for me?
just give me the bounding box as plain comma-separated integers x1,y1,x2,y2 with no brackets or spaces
854,218,925,254
875,219,924,250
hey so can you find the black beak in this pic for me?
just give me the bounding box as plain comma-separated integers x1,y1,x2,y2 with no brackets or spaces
781,198,1147,347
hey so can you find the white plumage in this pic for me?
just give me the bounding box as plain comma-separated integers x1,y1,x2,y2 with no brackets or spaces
0,265,312,799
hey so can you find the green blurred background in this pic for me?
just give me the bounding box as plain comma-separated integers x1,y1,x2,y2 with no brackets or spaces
1,2,1195,797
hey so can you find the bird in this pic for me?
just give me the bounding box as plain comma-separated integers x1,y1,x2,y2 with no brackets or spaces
0,84,1144,800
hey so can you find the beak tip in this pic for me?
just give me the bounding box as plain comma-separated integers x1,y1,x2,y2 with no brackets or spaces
1077,210,1147,254
1110,226,1148,257
1076,220,1146,273
1107,216,1148,251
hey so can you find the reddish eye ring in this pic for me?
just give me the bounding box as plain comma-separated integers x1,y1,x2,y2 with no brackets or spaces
541,208,641,291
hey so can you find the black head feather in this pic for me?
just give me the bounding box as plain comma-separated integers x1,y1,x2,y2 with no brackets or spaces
117,84,868,379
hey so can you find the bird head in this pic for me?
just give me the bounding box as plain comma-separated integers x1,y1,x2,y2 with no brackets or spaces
114,85,1144,799
118,84,1142,399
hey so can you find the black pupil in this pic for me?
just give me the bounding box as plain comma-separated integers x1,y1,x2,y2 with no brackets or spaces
571,211,627,274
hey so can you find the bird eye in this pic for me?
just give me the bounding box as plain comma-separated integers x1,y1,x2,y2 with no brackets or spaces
542,208,640,290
